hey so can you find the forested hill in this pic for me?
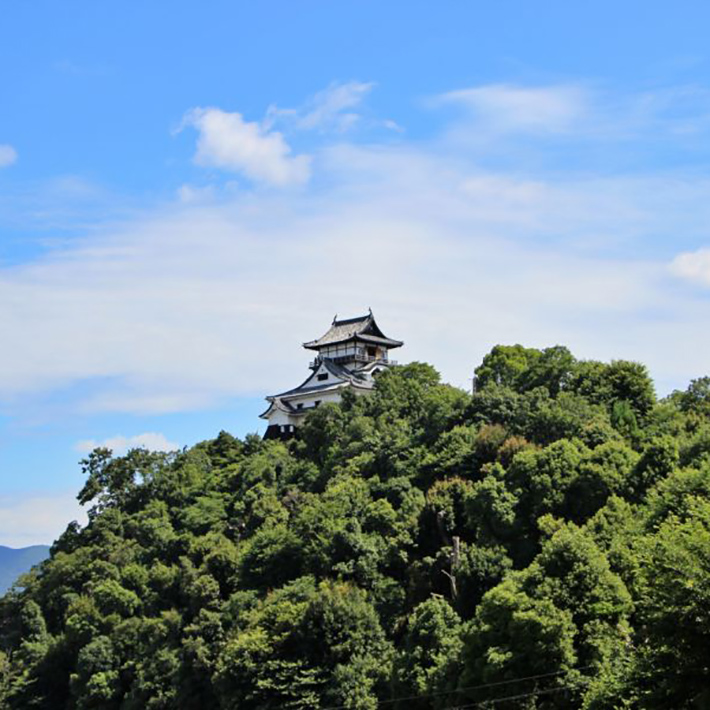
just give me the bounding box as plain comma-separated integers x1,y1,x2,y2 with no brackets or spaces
0,546,49,596
2,345,710,709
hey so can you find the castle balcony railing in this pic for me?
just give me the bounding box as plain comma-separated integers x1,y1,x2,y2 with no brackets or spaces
309,354,397,368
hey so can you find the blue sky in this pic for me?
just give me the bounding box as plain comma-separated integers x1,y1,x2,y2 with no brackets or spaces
3,0,710,545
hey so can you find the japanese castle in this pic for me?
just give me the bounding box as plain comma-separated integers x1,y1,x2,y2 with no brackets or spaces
261,311,403,439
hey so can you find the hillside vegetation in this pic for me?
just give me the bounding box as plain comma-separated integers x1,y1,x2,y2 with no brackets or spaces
2,345,710,708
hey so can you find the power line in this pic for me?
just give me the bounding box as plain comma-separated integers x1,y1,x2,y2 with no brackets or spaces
446,678,590,708
321,665,594,710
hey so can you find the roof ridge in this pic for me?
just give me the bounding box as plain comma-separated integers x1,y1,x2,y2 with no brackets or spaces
333,314,370,325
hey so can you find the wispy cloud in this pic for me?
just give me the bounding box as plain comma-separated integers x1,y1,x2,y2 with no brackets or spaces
0,153,704,410
435,83,710,151
439,84,588,134
0,144,17,168
266,80,375,133
74,432,180,455
177,183,216,204
2,81,710,416
0,174,127,238
180,107,311,186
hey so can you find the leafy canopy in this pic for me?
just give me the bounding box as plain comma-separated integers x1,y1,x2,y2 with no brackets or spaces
0,352,708,709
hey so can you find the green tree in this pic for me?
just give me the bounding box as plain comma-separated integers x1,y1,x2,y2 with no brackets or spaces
460,577,578,707
474,345,542,391
215,578,391,709
392,597,463,709
631,498,710,707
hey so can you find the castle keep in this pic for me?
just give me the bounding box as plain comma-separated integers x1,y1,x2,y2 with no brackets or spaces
261,311,403,439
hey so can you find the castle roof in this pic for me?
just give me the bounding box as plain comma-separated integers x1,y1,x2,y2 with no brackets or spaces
269,358,371,399
259,358,377,419
303,311,403,351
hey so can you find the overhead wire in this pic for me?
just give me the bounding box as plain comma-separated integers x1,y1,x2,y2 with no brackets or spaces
320,664,595,710
444,678,591,708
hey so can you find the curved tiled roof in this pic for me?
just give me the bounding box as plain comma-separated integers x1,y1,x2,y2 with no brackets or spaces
270,357,372,399
303,311,403,350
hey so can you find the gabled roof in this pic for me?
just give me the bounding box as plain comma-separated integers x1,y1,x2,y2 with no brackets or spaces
303,311,403,351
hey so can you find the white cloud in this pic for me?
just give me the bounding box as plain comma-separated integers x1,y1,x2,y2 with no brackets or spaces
182,107,311,186
177,183,216,204
2,82,710,416
439,84,588,133
0,144,17,167
0,492,86,547
436,83,710,148
265,81,375,134
0,152,704,411
382,119,404,133
298,81,374,132
74,433,180,455
670,248,710,287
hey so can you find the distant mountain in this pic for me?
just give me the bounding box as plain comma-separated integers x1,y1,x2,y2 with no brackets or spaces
0,545,50,595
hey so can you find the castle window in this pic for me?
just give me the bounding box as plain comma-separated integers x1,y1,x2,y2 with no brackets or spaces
296,403,303,409
314,400,321,407
317,373,328,381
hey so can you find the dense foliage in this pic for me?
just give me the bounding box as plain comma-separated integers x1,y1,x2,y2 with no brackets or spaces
2,346,710,708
